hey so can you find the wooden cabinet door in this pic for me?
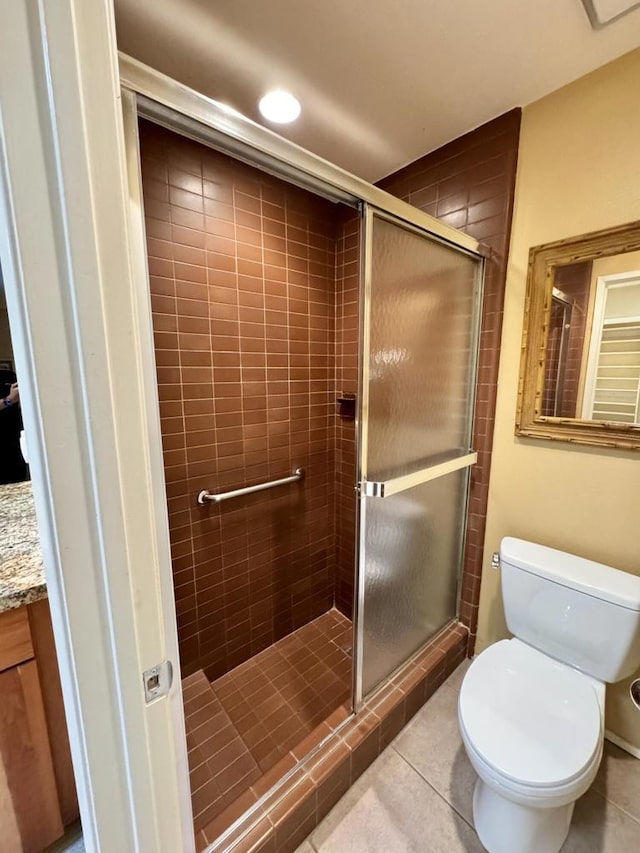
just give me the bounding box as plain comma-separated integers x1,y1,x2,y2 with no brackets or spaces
28,600,80,827
0,608,33,672
0,660,63,852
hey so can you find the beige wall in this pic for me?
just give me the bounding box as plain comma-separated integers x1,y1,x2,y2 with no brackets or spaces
592,250,640,283
477,48,640,750
592,250,640,319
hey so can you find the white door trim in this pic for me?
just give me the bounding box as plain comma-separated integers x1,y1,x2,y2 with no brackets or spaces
581,271,640,420
581,276,608,419
0,2,192,850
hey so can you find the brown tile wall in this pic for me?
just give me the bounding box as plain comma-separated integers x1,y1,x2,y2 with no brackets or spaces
141,108,519,677
542,301,565,416
140,120,348,678
551,261,592,417
377,109,521,648
334,211,360,617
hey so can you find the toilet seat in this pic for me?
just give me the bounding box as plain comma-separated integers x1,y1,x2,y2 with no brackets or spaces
459,639,603,794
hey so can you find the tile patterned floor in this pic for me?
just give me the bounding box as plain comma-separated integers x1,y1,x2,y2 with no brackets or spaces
299,660,640,852
183,609,352,836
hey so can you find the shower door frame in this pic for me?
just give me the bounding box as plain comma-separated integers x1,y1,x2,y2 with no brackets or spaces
119,50,486,832
354,205,484,705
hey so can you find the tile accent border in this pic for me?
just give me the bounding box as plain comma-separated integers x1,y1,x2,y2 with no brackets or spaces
198,621,468,852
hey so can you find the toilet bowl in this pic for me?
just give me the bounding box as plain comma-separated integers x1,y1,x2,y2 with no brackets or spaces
458,538,640,853
459,638,604,853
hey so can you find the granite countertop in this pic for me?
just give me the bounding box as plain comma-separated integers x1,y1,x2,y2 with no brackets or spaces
0,481,46,613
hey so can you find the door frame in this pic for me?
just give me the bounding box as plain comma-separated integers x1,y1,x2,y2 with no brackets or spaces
0,3,191,850
0,7,487,848
581,271,640,419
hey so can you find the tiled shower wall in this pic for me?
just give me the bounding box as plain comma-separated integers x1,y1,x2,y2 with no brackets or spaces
550,262,592,418
543,301,566,417
141,108,520,677
378,109,521,647
140,120,356,679
334,211,360,617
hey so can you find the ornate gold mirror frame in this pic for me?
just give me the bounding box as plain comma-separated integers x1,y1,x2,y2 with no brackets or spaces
516,220,640,450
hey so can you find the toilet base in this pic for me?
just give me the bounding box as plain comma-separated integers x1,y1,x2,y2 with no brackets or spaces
473,778,574,853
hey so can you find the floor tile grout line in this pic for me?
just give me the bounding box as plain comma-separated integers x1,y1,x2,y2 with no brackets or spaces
395,719,640,839
390,744,479,834
590,786,640,827
296,663,640,853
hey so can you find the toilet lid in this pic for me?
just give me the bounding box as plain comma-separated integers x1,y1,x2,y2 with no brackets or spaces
459,640,602,788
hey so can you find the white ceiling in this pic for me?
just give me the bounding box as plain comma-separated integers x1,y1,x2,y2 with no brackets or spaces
114,0,640,182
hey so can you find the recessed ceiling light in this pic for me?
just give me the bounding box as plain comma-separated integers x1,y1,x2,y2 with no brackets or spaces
581,0,640,27
258,90,301,124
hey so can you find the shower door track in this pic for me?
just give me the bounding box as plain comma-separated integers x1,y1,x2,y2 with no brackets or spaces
119,55,485,260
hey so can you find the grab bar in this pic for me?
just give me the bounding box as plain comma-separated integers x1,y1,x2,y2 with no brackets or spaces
197,468,304,505
360,452,477,498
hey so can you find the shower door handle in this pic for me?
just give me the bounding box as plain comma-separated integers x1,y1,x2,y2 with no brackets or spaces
360,451,477,498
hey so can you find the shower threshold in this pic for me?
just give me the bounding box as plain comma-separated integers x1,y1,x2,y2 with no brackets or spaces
182,609,352,843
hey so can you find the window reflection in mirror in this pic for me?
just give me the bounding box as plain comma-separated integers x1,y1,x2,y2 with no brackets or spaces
0,263,29,484
543,251,640,426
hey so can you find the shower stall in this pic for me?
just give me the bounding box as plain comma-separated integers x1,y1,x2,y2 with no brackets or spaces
124,58,484,848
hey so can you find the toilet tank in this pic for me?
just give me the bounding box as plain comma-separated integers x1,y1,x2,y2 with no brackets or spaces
500,537,640,683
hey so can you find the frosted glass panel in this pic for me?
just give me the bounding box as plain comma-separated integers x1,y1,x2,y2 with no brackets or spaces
361,471,468,696
359,213,481,698
367,217,478,481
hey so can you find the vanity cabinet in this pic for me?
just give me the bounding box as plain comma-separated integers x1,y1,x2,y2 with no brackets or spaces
0,602,79,851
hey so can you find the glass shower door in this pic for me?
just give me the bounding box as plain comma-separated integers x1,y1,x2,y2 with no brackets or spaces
357,208,483,701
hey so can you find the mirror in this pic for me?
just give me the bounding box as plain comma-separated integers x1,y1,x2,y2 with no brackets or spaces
516,220,640,450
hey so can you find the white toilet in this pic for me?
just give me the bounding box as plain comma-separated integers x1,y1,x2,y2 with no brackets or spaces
458,537,640,853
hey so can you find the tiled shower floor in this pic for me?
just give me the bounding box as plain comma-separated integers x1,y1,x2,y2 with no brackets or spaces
182,609,352,842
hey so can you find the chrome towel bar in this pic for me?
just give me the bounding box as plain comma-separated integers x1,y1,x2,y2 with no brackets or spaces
197,468,304,505
360,451,477,498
